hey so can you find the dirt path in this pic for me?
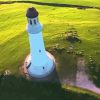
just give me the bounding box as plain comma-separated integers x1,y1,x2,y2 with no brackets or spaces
76,58,100,94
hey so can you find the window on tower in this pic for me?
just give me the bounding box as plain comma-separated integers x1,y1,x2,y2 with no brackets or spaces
34,20,36,24
39,50,41,53
30,20,32,25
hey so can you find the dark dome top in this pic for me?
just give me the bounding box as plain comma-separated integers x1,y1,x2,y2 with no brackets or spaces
26,7,39,18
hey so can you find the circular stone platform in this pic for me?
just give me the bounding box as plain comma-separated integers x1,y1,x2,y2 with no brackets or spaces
22,51,56,79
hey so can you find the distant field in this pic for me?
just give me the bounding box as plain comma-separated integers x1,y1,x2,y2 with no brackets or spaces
0,0,100,7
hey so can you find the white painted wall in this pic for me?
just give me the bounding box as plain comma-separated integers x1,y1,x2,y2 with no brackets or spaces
26,17,54,78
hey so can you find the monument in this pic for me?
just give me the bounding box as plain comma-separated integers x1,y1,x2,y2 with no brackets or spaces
24,7,55,78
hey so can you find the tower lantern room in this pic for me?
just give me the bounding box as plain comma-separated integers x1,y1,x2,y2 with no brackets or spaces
26,7,39,25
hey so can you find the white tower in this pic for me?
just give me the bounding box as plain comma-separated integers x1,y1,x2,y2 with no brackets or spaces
26,7,55,78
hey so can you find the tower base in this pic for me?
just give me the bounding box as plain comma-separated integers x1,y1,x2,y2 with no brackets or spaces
22,51,55,79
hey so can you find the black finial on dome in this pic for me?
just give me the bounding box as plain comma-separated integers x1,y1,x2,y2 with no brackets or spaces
26,7,39,18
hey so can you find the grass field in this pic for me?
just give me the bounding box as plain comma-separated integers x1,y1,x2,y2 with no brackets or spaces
0,1,100,100
0,75,100,100
0,0,100,7
0,3,100,73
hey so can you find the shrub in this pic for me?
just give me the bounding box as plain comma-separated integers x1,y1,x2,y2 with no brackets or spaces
75,50,84,57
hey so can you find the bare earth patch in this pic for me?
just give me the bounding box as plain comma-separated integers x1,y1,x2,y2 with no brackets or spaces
75,58,100,94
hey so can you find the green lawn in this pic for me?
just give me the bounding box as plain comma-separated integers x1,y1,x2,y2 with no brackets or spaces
0,3,100,73
0,2,100,99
